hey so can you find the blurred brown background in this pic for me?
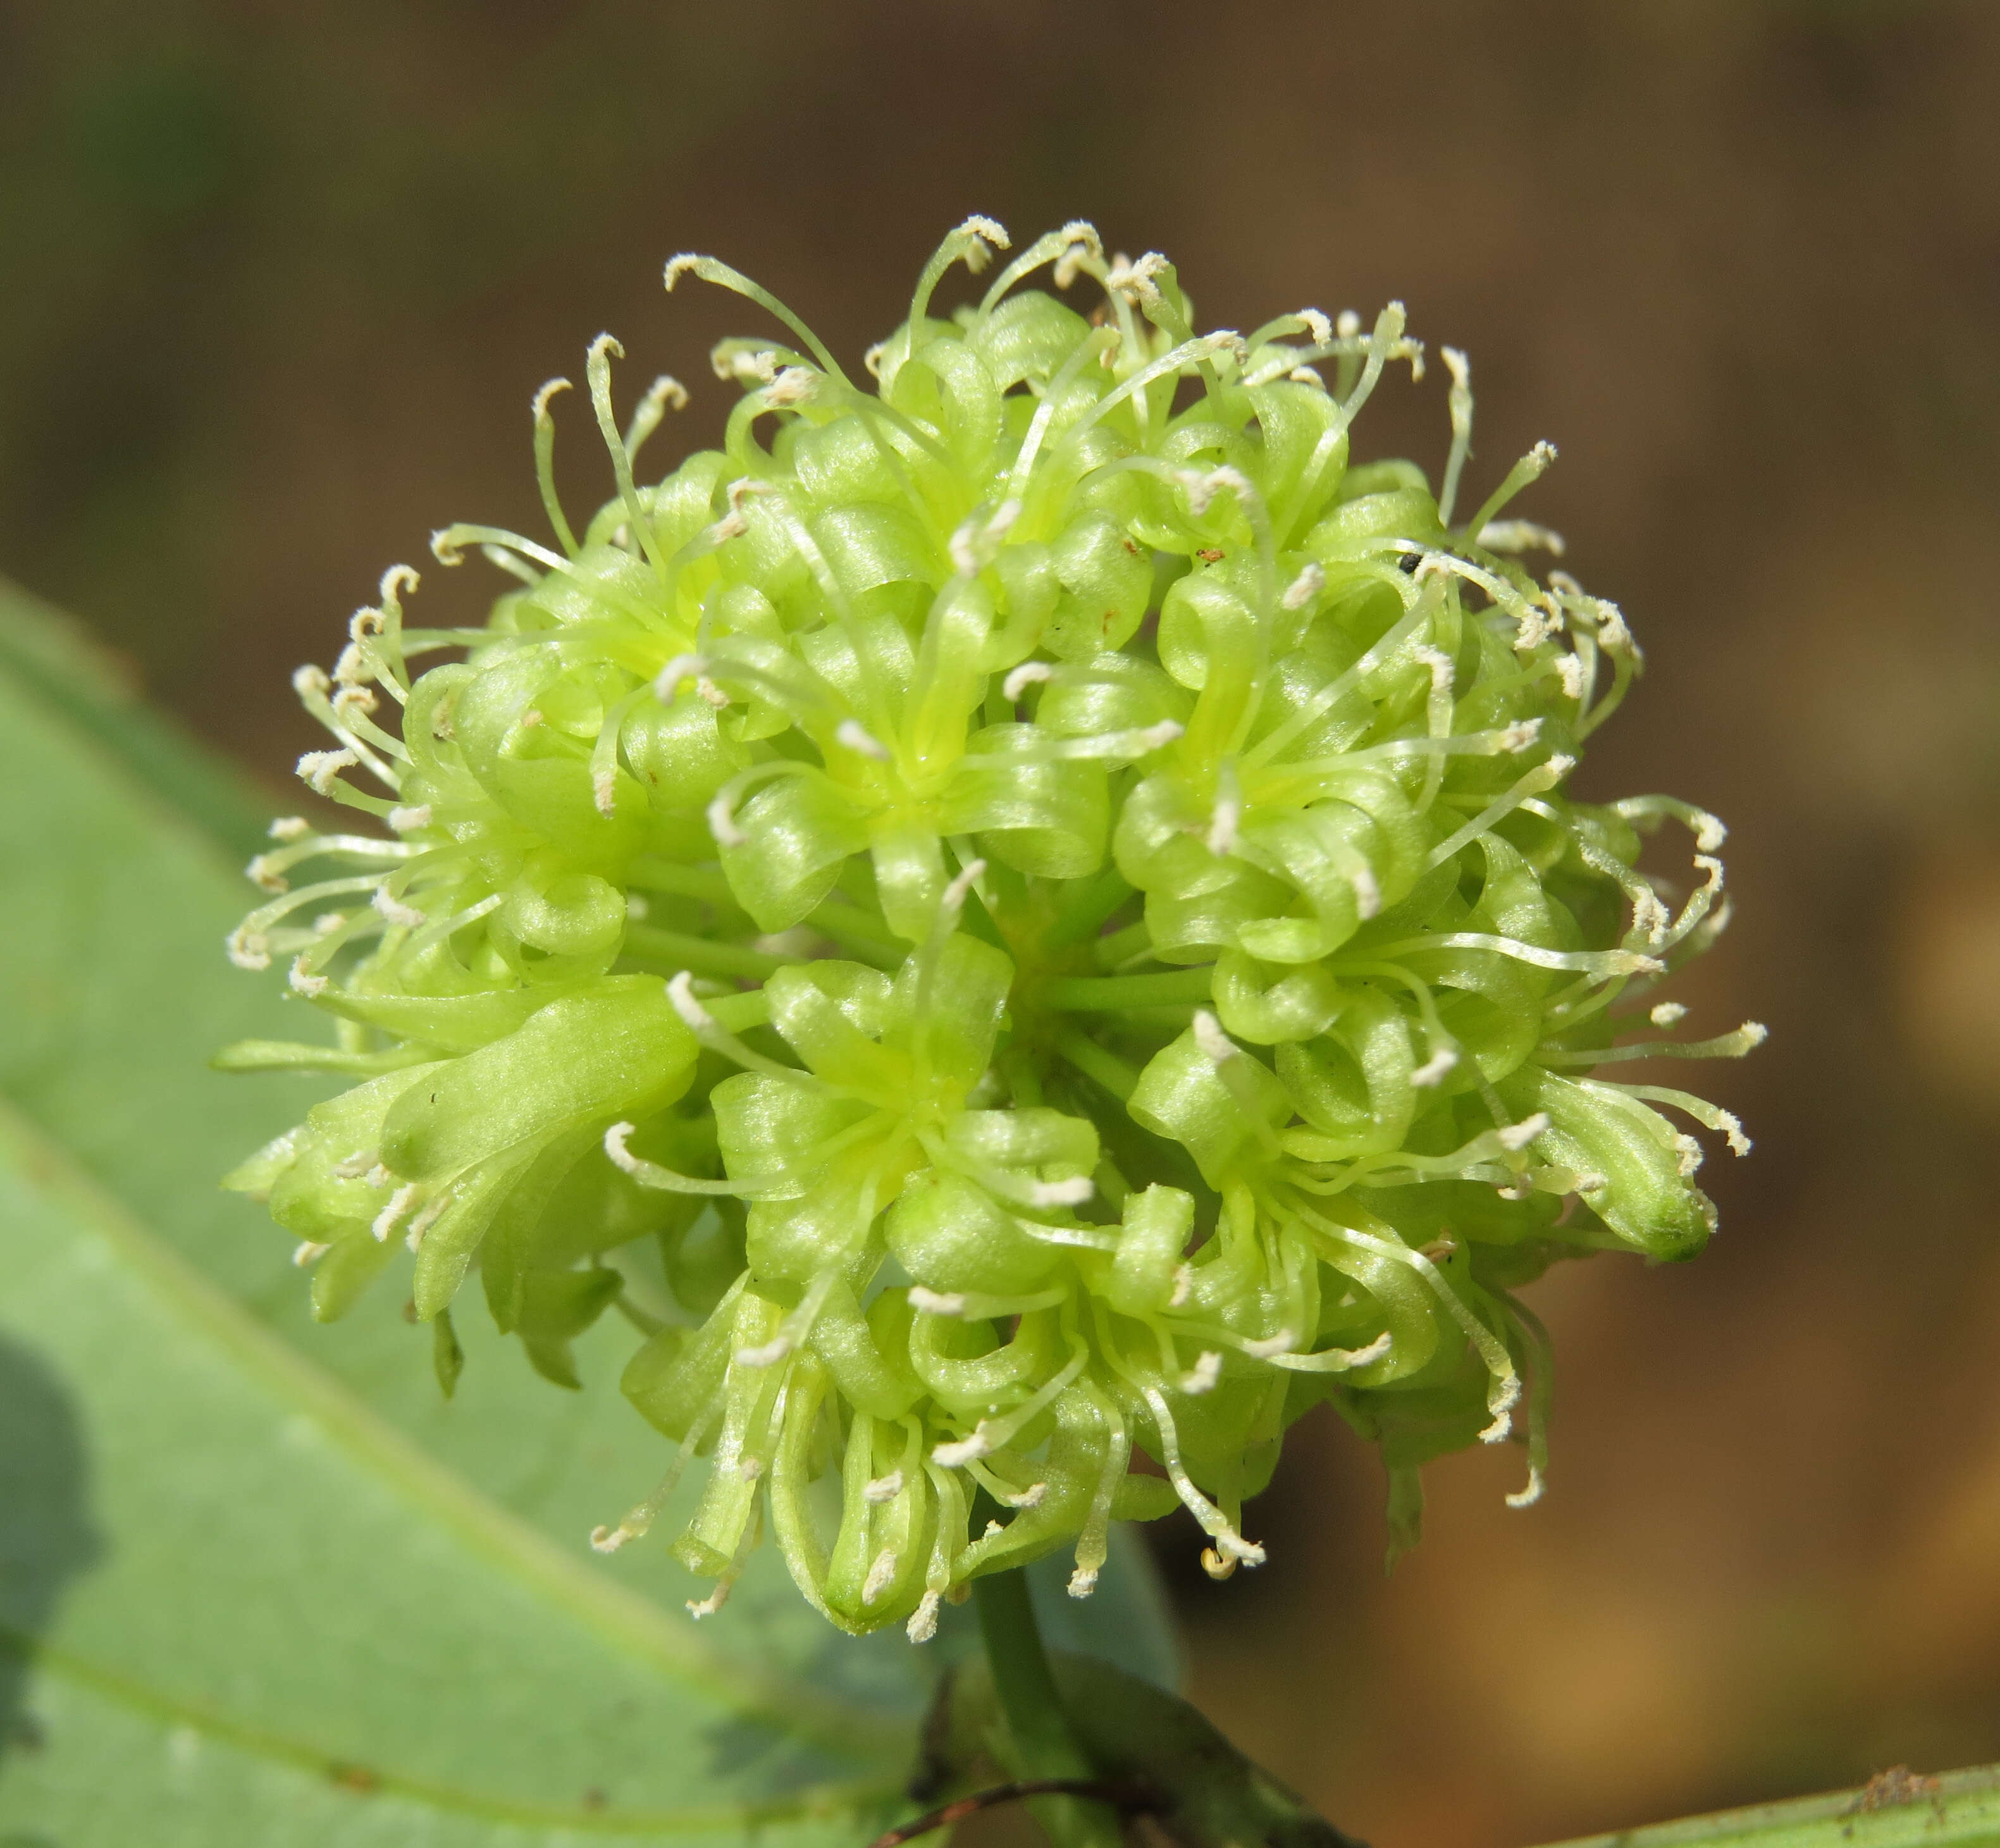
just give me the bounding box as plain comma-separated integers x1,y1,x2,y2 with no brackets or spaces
4,0,1998,1841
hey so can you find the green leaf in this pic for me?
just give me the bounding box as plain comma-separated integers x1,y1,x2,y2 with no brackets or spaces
0,577,1180,1840
1533,1765,2000,1848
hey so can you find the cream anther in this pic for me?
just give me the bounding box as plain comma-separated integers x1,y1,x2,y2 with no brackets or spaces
1281,562,1325,610
287,959,328,999
1505,1465,1546,1510
1555,653,1586,699
834,718,891,761
1205,787,1240,858
246,856,287,894
1479,519,1567,556
931,1425,991,1468
296,749,358,795
665,971,714,1032
1240,1330,1294,1360
592,768,617,818
1105,250,1169,304
1003,661,1054,702
1067,1567,1099,1598
1336,309,1361,338
942,859,987,914
292,1240,331,1267
292,663,331,699
734,1334,794,1368
1169,1263,1192,1309
268,816,311,842
705,790,746,849
686,1583,733,1619
1497,1112,1551,1153
1026,1176,1095,1208
371,1183,420,1244
1192,1010,1237,1065
763,366,816,407
225,927,271,971
1175,464,1252,516
388,804,432,832
602,1121,647,1178
908,1286,966,1315
861,1548,901,1605
372,888,425,928
1183,1351,1223,1395
1650,1002,1688,1026
906,1591,942,1643
654,653,710,701
1410,1047,1460,1088
1412,644,1455,696
863,1471,904,1505
662,253,703,291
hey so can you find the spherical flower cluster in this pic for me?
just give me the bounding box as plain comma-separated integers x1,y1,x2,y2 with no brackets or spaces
222,219,1761,1641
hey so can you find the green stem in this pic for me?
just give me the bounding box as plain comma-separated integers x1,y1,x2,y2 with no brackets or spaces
622,922,802,981
1054,1030,1139,1102
973,1569,1123,1848
1038,967,1216,1012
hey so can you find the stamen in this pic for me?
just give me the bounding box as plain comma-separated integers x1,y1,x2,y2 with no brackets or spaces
1496,1112,1550,1153
863,1470,904,1505
1003,660,1052,702
371,1182,421,1243
763,366,816,408
1240,1330,1295,1360
834,718,891,761
1505,1465,1546,1510
372,888,426,929
1438,346,1473,528
624,374,688,459
404,1192,449,1253
907,1286,967,1315
287,958,328,999
1650,1002,1688,1026
1023,1175,1094,1208
687,1582,734,1619
705,789,746,847
1410,1047,1460,1088
861,1546,901,1605
931,1423,992,1468
1479,519,1567,556
1281,562,1325,610
297,749,359,795
1182,1351,1222,1394
941,858,987,915
292,1240,331,1267
268,816,310,842
225,926,270,971
735,1334,793,1369
388,804,431,832
1192,1010,1237,1065
906,1591,941,1644
1206,761,1241,858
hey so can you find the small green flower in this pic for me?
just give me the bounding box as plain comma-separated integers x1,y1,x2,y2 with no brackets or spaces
221,218,1762,1637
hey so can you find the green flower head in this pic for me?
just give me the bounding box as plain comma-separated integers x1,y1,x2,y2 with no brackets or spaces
222,218,1762,1640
